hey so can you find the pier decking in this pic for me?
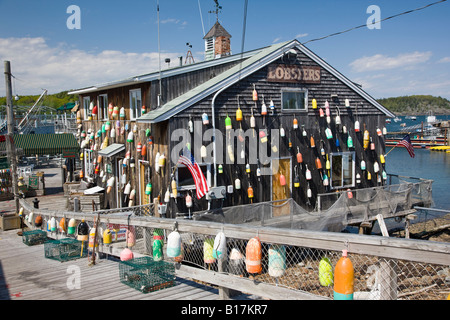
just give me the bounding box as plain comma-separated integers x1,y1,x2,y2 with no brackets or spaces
0,228,226,300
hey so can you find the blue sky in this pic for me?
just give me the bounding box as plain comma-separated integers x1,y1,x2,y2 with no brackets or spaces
0,0,449,99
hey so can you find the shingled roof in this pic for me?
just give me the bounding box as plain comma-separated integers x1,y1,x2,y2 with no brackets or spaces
203,21,231,39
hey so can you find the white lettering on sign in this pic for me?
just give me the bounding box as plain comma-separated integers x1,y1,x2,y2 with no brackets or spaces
267,64,321,83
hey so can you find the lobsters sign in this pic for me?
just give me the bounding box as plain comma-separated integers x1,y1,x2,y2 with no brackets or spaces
267,64,321,84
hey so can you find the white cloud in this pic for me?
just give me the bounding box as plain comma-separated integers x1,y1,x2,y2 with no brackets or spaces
438,57,450,63
295,33,309,39
349,51,432,72
0,37,182,95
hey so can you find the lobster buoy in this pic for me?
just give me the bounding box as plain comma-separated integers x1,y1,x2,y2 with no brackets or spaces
68,218,76,235
347,189,353,199
153,229,164,261
35,215,43,227
108,103,113,116
235,177,241,190
120,248,134,261
141,144,147,158
89,226,99,248
103,229,112,245
312,98,317,109
305,165,312,180
380,154,385,164
213,232,226,260
136,142,142,154
77,219,89,241
174,243,184,263
203,237,215,264
377,127,382,136
127,131,134,143
50,217,57,232
250,114,256,128
247,185,254,199
354,120,360,132
202,112,209,125
252,84,258,101
59,217,66,233
373,162,380,173
167,229,181,258
245,237,262,274
319,107,324,117
126,226,136,248
279,173,286,186
268,244,286,277
296,148,303,164
236,107,243,121
141,105,146,115
225,115,232,130
92,105,98,116
171,179,178,198
361,159,366,171
293,118,298,130
315,157,322,170
18,207,24,217
188,118,193,133
325,127,333,140
334,250,354,300
310,136,315,148
345,98,350,107
229,248,244,276
347,134,354,148
145,182,152,195
319,257,334,286
119,107,125,119
323,173,329,186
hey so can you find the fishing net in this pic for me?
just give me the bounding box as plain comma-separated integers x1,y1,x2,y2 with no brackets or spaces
44,238,87,262
193,177,434,232
119,256,176,293
22,229,48,246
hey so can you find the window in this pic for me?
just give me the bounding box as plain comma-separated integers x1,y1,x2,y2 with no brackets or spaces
129,89,142,120
330,152,355,189
176,163,211,191
98,94,108,120
83,96,90,119
281,89,307,111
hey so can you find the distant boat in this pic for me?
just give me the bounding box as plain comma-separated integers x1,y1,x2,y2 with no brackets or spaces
411,116,417,120
386,118,391,123
400,123,406,127
393,117,401,122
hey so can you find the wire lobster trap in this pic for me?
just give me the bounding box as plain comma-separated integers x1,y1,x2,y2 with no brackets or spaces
119,256,176,293
22,229,48,246
44,238,87,262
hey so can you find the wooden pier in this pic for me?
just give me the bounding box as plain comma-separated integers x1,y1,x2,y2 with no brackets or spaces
0,228,253,300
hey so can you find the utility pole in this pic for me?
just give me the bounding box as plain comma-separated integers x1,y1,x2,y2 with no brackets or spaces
4,61,19,213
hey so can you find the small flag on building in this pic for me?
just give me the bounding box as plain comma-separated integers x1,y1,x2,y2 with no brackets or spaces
398,134,415,158
177,148,209,199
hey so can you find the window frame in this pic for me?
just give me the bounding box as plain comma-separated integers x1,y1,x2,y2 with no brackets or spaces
175,163,211,192
82,96,90,119
129,89,142,120
329,151,356,190
281,88,308,112
98,94,108,120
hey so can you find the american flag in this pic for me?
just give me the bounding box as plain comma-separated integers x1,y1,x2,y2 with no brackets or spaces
177,148,209,199
398,134,415,158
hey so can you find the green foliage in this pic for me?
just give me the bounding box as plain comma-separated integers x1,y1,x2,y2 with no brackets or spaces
0,91,79,111
377,95,450,115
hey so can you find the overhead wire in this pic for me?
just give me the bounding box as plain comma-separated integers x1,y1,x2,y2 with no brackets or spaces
301,0,448,45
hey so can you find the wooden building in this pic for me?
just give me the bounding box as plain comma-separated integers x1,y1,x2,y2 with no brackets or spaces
69,22,394,217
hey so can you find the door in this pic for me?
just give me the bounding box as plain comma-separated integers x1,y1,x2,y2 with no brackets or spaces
271,158,291,217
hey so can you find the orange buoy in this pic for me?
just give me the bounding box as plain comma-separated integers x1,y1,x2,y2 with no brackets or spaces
310,136,316,148
333,250,354,300
296,147,303,164
315,157,322,170
245,237,262,274
247,185,254,199
141,143,147,158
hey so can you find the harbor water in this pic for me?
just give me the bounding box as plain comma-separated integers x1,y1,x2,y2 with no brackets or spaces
385,114,449,211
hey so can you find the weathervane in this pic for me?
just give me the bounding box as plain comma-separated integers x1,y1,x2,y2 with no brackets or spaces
208,0,222,22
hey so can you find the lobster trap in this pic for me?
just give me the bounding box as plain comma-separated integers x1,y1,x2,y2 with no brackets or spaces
44,238,87,262
119,257,176,293
22,229,48,246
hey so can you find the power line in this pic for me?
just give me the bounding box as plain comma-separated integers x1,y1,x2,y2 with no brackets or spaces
301,0,448,45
